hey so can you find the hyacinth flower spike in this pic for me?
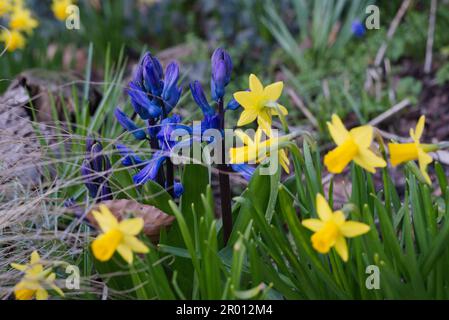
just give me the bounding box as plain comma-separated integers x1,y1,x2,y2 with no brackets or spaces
302,194,370,262
11,251,64,300
233,74,288,132
388,116,437,184
324,114,386,174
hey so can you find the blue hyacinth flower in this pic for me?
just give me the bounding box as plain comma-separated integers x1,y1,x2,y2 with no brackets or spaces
116,144,144,167
114,108,147,140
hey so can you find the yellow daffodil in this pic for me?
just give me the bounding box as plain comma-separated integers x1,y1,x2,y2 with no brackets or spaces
324,114,386,174
302,194,370,262
9,6,39,34
91,204,149,264
52,0,74,21
0,29,25,51
11,251,64,300
0,0,12,17
388,116,436,184
233,74,288,132
230,127,290,174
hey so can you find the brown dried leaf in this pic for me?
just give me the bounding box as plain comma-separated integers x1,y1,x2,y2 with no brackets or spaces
88,199,175,242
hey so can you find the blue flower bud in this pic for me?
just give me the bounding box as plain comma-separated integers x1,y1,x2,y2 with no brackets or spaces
351,20,366,38
162,62,180,102
173,182,184,198
128,82,162,119
211,48,233,101
164,85,182,114
81,159,99,198
190,80,214,116
89,142,104,173
143,53,164,96
114,108,147,140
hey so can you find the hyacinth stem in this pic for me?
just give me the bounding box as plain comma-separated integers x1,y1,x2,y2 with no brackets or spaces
218,98,233,245
148,119,165,186
161,102,175,198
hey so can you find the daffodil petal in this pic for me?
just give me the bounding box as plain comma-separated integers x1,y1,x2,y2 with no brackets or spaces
257,111,272,132
316,194,333,222
414,115,426,141
264,81,283,101
36,288,48,300
249,74,263,93
279,149,290,174
117,244,134,264
353,148,386,173
302,219,324,232
418,149,432,184
271,103,288,116
327,114,349,146
235,130,253,147
11,263,27,271
30,251,40,264
340,221,370,237
119,218,144,236
334,236,348,262
237,109,259,127
124,236,149,253
349,125,373,149
332,211,346,226
234,91,257,110
93,205,119,232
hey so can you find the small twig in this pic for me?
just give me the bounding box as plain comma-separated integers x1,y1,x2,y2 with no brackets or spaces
374,0,412,67
287,88,318,128
424,0,438,74
368,99,411,127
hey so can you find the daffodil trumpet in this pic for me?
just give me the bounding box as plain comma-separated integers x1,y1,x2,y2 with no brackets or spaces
388,116,435,184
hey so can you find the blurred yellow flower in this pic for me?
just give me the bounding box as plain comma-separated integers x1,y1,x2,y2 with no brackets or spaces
0,0,13,17
52,0,75,21
91,204,149,264
230,127,290,174
302,194,370,262
0,29,26,51
9,6,39,34
233,74,288,132
11,251,64,300
324,114,386,174
388,116,435,184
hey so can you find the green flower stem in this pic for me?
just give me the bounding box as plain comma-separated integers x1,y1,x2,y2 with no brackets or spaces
218,98,233,245
148,119,165,187
161,101,174,198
